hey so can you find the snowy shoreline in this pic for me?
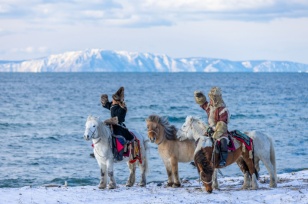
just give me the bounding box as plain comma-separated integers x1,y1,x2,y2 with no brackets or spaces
0,170,307,204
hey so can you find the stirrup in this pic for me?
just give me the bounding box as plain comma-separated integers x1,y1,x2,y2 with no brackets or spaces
218,161,226,168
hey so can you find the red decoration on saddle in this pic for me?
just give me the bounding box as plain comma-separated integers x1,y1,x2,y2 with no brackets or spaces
116,139,124,152
128,132,142,164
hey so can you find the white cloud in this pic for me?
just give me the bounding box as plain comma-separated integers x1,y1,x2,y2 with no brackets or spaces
0,0,307,64
1,0,308,27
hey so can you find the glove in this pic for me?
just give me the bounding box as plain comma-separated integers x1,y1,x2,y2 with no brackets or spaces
207,127,214,137
101,94,109,106
194,91,207,105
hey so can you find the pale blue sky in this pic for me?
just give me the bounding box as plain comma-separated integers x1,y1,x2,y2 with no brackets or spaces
1,0,308,64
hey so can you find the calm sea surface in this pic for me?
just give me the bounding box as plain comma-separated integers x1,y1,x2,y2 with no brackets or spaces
0,73,307,188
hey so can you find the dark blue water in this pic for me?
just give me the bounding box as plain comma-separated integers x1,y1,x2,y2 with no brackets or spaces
0,73,307,188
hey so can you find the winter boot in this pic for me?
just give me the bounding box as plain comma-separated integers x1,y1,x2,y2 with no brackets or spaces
218,138,228,167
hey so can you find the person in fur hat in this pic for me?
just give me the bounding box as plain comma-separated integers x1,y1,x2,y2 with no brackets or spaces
194,87,230,167
101,87,134,141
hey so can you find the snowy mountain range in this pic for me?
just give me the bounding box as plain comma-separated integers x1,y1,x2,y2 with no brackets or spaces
0,49,307,72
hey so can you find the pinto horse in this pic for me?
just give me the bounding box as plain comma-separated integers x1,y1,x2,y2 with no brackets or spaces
146,114,196,187
177,116,277,193
84,116,149,189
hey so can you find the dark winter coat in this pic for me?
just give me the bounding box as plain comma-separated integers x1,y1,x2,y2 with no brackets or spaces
103,102,133,141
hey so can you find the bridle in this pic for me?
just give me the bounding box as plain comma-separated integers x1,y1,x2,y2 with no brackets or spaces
199,171,213,185
148,128,164,145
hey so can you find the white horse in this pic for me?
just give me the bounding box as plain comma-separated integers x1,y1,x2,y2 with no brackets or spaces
177,116,277,189
84,116,149,189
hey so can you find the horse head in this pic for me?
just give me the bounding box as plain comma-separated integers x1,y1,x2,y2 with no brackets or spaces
177,116,209,141
84,115,101,141
146,118,161,144
146,114,177,145
177,116,195,141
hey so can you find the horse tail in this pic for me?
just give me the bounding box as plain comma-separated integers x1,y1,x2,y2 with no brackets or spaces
252,141,259,180
269,136,277,179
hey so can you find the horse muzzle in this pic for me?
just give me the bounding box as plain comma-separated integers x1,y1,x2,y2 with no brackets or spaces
149,137,156,143
84,134,90,141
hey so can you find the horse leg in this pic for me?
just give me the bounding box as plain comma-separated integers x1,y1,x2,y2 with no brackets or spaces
98,164,107,189
170,158,181,188
236,157,251,189
139,159,147,187
106,160,116,189
242,152,258,190
163,161,174,187
126,162,136,187
261,157,277,188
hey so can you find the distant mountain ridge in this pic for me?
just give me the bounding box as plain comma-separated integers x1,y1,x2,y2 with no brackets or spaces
0,49,307,72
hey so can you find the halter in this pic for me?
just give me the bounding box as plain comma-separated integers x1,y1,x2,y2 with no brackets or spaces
88,128,99,139
89,122,112,150
199,171,213,185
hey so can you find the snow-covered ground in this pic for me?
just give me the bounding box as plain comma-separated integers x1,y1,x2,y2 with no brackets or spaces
0,170,307,204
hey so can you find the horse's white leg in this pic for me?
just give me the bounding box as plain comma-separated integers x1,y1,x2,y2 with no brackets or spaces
242,171,251,189
251,173,259,190
262,158,277,188
126,162,136,187
212,169,219,190
170,158,181,188
236,157,250,189
139,158,147,187
98,164,107,189
106,159,116,189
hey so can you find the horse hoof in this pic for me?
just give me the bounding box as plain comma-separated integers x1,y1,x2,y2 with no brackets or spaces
139,182,146,187
108,184,116,189
172,183,181,188
166,182,173,187
270,183,277,188
126,183,133,187
98,185,106,189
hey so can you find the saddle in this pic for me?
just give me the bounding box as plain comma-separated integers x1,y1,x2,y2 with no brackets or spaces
229,130,253,151
111,132,142,164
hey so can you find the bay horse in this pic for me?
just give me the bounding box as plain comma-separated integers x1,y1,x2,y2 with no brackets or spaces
84,116,149,189
177,116,277,193
146,114,196,187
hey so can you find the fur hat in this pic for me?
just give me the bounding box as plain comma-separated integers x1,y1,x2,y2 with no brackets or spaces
208,87,225,108
194,91,207,105
112,87,124,102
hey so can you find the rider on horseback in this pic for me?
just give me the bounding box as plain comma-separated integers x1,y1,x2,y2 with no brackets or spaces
101,87,134,141
194,87,230,167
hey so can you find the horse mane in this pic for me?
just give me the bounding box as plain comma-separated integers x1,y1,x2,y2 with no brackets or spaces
147,114,177,140
194,148,214,175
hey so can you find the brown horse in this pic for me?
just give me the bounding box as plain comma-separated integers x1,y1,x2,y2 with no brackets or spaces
146,114,196,187
177,116,259,193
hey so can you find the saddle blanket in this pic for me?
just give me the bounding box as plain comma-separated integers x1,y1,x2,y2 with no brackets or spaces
229,130,253,151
